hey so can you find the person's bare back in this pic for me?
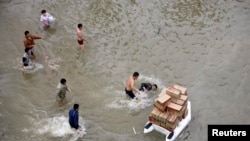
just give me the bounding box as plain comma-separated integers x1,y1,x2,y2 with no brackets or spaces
125,72,140,100
126,76,135,91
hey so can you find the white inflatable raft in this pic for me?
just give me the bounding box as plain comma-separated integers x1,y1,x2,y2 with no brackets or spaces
144,101,191,141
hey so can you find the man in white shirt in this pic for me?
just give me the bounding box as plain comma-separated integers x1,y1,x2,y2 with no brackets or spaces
40,9,54,29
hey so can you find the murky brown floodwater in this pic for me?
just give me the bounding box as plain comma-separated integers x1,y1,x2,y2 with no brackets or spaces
0,0,250,141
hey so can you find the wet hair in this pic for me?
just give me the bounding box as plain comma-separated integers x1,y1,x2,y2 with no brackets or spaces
60,78,66,84
24,31,29,35
24,48,29,53
41,9,46,14
152,84,158,90
133,72,139,77
78,24,82,28
74,104,79,110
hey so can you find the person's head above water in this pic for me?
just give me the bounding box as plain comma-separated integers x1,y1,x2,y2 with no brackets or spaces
132,72,139,80
60,78,66,85
78,23,82,29
41,9,46,15
24,31,30,37
74,104,79,110
152,84,158,91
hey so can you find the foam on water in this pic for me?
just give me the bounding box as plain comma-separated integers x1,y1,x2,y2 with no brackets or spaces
16,58,44,73
31,63,43,72
22,63,44,73
24,115,86,141
15,56,61,72
106,90,154,111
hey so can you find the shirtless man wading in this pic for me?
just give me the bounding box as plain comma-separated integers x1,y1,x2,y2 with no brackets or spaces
76,23,88,52
125,72,140,101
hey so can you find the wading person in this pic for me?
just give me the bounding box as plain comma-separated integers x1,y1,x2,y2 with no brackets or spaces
23,31,42,61
125,72,140,102
22,48,34,72
69,104,81,130
139,83,158,93
40,9,54,29
76,23,88,52
57,78,71,104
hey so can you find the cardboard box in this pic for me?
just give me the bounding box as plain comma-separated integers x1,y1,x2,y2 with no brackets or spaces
173,84,187,95
165,122,178,132
178,104,187,118
157,94,171,105
165,114,179,132
148,115,154,122
151,120,160,126
180,94,188,102
161,88,167,94
172,99,185,106
154,103,166,112
183,107,188,119
167,102,186,119
167,102,182,112
166,87,181,99
166,113,178,123
160,122,166,128
166,119,179,128
151,107,161,119
154,94,171,112
158,112,169,123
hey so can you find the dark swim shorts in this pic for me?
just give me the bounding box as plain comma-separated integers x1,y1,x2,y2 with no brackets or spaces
77,39,83,45
125,88,136,99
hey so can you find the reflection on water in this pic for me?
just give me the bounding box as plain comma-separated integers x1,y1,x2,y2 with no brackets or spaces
0,0,250,141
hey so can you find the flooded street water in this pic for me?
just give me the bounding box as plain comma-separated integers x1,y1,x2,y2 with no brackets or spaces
0,0,250,141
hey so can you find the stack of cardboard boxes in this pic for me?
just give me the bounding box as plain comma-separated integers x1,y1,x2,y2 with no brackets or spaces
148,84,188,132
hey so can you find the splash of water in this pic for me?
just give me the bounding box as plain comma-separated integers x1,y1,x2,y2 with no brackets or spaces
106,75,164,111
106,91,153,111
23,63,44,73
26,115,86,141
139,74,165,89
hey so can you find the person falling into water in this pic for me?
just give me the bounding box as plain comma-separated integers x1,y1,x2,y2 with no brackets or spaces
23,31,42,61
56,78,71,104
125,72,141,102
22,48,34,72
76,23,88,52
139,83,158,93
